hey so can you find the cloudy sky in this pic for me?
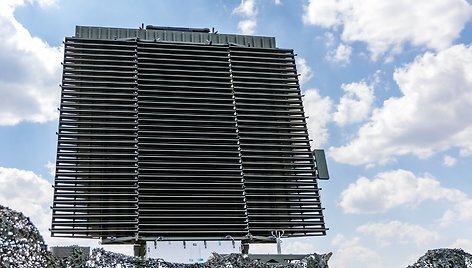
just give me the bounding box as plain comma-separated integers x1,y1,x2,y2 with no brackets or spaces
1,0,472,267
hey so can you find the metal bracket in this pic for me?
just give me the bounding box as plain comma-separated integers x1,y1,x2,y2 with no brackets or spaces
271,230,285,254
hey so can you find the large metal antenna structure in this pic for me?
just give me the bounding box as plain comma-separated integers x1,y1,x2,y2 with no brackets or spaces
51,25,330,257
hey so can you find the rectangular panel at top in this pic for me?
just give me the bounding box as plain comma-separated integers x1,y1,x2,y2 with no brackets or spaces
75,26,276,48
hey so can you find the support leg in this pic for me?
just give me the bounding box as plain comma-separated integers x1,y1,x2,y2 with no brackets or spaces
133,241,146,258
241,242,249,255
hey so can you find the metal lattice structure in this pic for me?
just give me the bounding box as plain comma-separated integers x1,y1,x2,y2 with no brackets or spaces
51,26,329,243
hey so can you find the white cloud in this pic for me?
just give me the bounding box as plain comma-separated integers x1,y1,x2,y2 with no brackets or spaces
250,239,321,255
0,167,53,239
26,0,57,8
237,19,257,35
233,0,257,17
443,155,457,167
330,234,383,268
323,32,336,48
45,161,56,177
333,81,374,126
330,45,472,166
450,238,472,253
339,169,466,214
326,43,352,65
357,221,439,247
296,57,313,85
283,241,315,254
440,199,472,227
249,243,277,254
0,0,62,126
303,0,344,28
273,0,282,6
0,166,135,255
233,0,258,34
303,0,472,59
5,0,57,7
303,89,333,148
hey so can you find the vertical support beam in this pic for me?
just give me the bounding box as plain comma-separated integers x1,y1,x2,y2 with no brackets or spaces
133,241,146,258
276,239,282,254
227,45,251,236
241,242,250,255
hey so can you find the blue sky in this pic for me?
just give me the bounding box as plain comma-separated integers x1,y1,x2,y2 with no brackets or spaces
1,0,472,267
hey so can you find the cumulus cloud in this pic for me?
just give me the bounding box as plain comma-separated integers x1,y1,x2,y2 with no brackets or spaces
4,0,57,7
296,57,313,85
303,0,472,59
0,167,53,238
248,243,277,254
0,0,62,126
237,19,257,35
233,0,258,34
326,43,352,65
333,81,374,126
323,32,336,48
0,166,135,254
339,169,466,214
303,0,343,28
440,199,472,227
330,45,472,165
330,234,383,268
443,155,457,167
45,161,56,177
357,221,439,247
249,240,316,254
450,238,472,253
283,241,315,253
303,89,333,148
29,0,57,8
335,169,472,228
